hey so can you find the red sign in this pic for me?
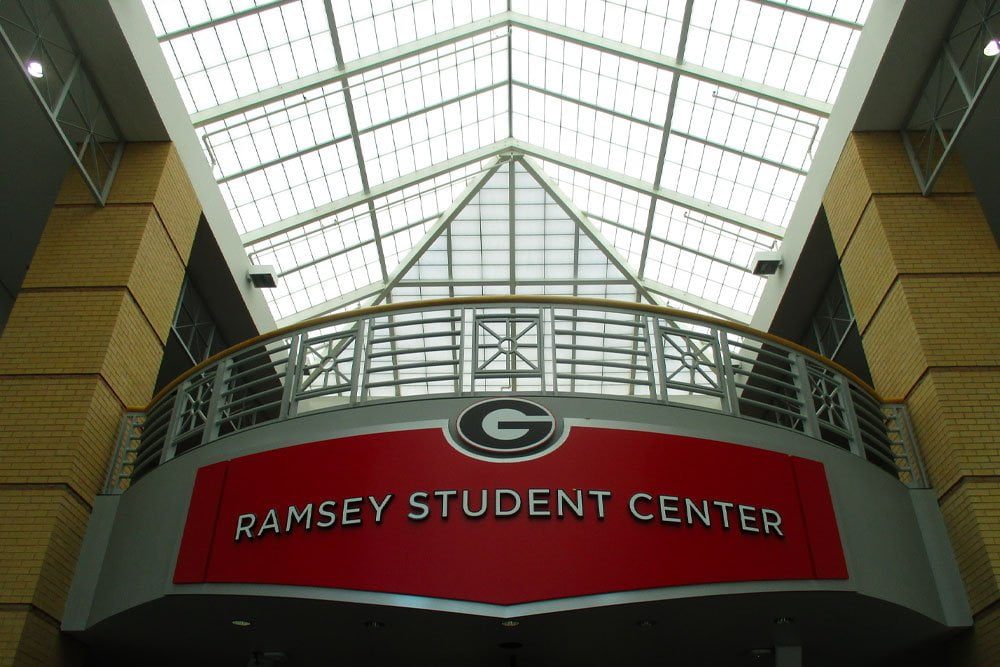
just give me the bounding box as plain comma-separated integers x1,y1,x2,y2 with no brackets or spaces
174,426,847,605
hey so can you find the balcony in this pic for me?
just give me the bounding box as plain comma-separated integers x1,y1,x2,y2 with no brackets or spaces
105,296,924,492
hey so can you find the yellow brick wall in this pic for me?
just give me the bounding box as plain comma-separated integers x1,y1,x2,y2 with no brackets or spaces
824,132,1000,665
0,143,199,666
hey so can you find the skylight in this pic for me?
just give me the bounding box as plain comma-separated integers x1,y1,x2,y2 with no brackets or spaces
141,0,872,326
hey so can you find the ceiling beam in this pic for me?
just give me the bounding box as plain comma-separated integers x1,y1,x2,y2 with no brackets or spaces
395,279,634,287
190,10,833,129
216,81,505,184
157,0,300,42
510,139,785,239
639,0,695,278
517,155,657,304
243,137,784,251
509,13,833,117
240,140,513,246
325,1,387,282
191,13,509,127
274,282,384,328
642,278,751,323
744,0,863,30
370,158,507,306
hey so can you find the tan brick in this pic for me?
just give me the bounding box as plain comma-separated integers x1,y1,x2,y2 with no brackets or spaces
0,377,121,500
828,132,1000,666
0,141,202,664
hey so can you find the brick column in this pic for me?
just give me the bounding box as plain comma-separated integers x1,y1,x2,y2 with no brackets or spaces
0,143,199,666
824,132,1000,664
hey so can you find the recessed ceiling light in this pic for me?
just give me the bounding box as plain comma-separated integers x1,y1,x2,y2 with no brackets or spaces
26,60,43,78
231,619,251,627
499,619,520,628
985,39,1000,57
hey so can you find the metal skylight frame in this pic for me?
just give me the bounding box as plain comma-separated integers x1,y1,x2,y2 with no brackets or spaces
142,0,871,327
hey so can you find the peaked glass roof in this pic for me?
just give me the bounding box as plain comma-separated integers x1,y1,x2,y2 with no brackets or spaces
142,0,872,326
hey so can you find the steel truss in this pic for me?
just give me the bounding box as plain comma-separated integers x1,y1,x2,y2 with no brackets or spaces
902,0,1000,194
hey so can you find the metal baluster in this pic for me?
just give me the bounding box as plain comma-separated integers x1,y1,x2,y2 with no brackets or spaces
548,306,560,394
651,318,670,404
455,307,466,396
838,375,866,460
349,319,366,405
159,381,189,464
717,330,740,416
279,333,302,419
201,358,231,445
536,305,547,394
793,354,822,439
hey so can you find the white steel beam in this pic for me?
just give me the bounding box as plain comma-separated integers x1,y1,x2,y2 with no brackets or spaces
241,140,513,246
509,13,833,117
510,139,785,239
191,13,509,127
274,282,384,327
671,130,808,175
190,11,833,128
744,0,863,30
395,279,634,287
521,156,752,323
371,158,508,305
325,1,387,282
513,80,661,129
217,81,505,184
157,0,300,41
586,212,751,274
639,0,695,278
517,155,658,304
642,279,752,324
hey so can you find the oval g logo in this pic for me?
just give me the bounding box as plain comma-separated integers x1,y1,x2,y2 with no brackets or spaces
455,398,558,460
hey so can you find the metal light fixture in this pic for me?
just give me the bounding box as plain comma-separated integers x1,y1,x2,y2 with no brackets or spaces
751,250,783,276
248,264,278,288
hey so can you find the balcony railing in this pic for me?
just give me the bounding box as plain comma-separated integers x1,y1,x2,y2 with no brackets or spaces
104,297,927,493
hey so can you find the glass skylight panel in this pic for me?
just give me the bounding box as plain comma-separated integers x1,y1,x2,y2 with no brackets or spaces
250,161,493,319
375,164,490,270
386,161,637,302
510,0,688,57
203,85,352,182
666,77,820,227
643,205,769,313
329,0,505,61
533,161,652,233
348,30,508,188
147,0,336,113
142,0,875,325
683,0,869,104
219,134,359,234
249,201,379,319
511,29,673,126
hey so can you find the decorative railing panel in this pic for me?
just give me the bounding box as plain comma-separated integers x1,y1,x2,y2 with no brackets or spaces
107,297,926,492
